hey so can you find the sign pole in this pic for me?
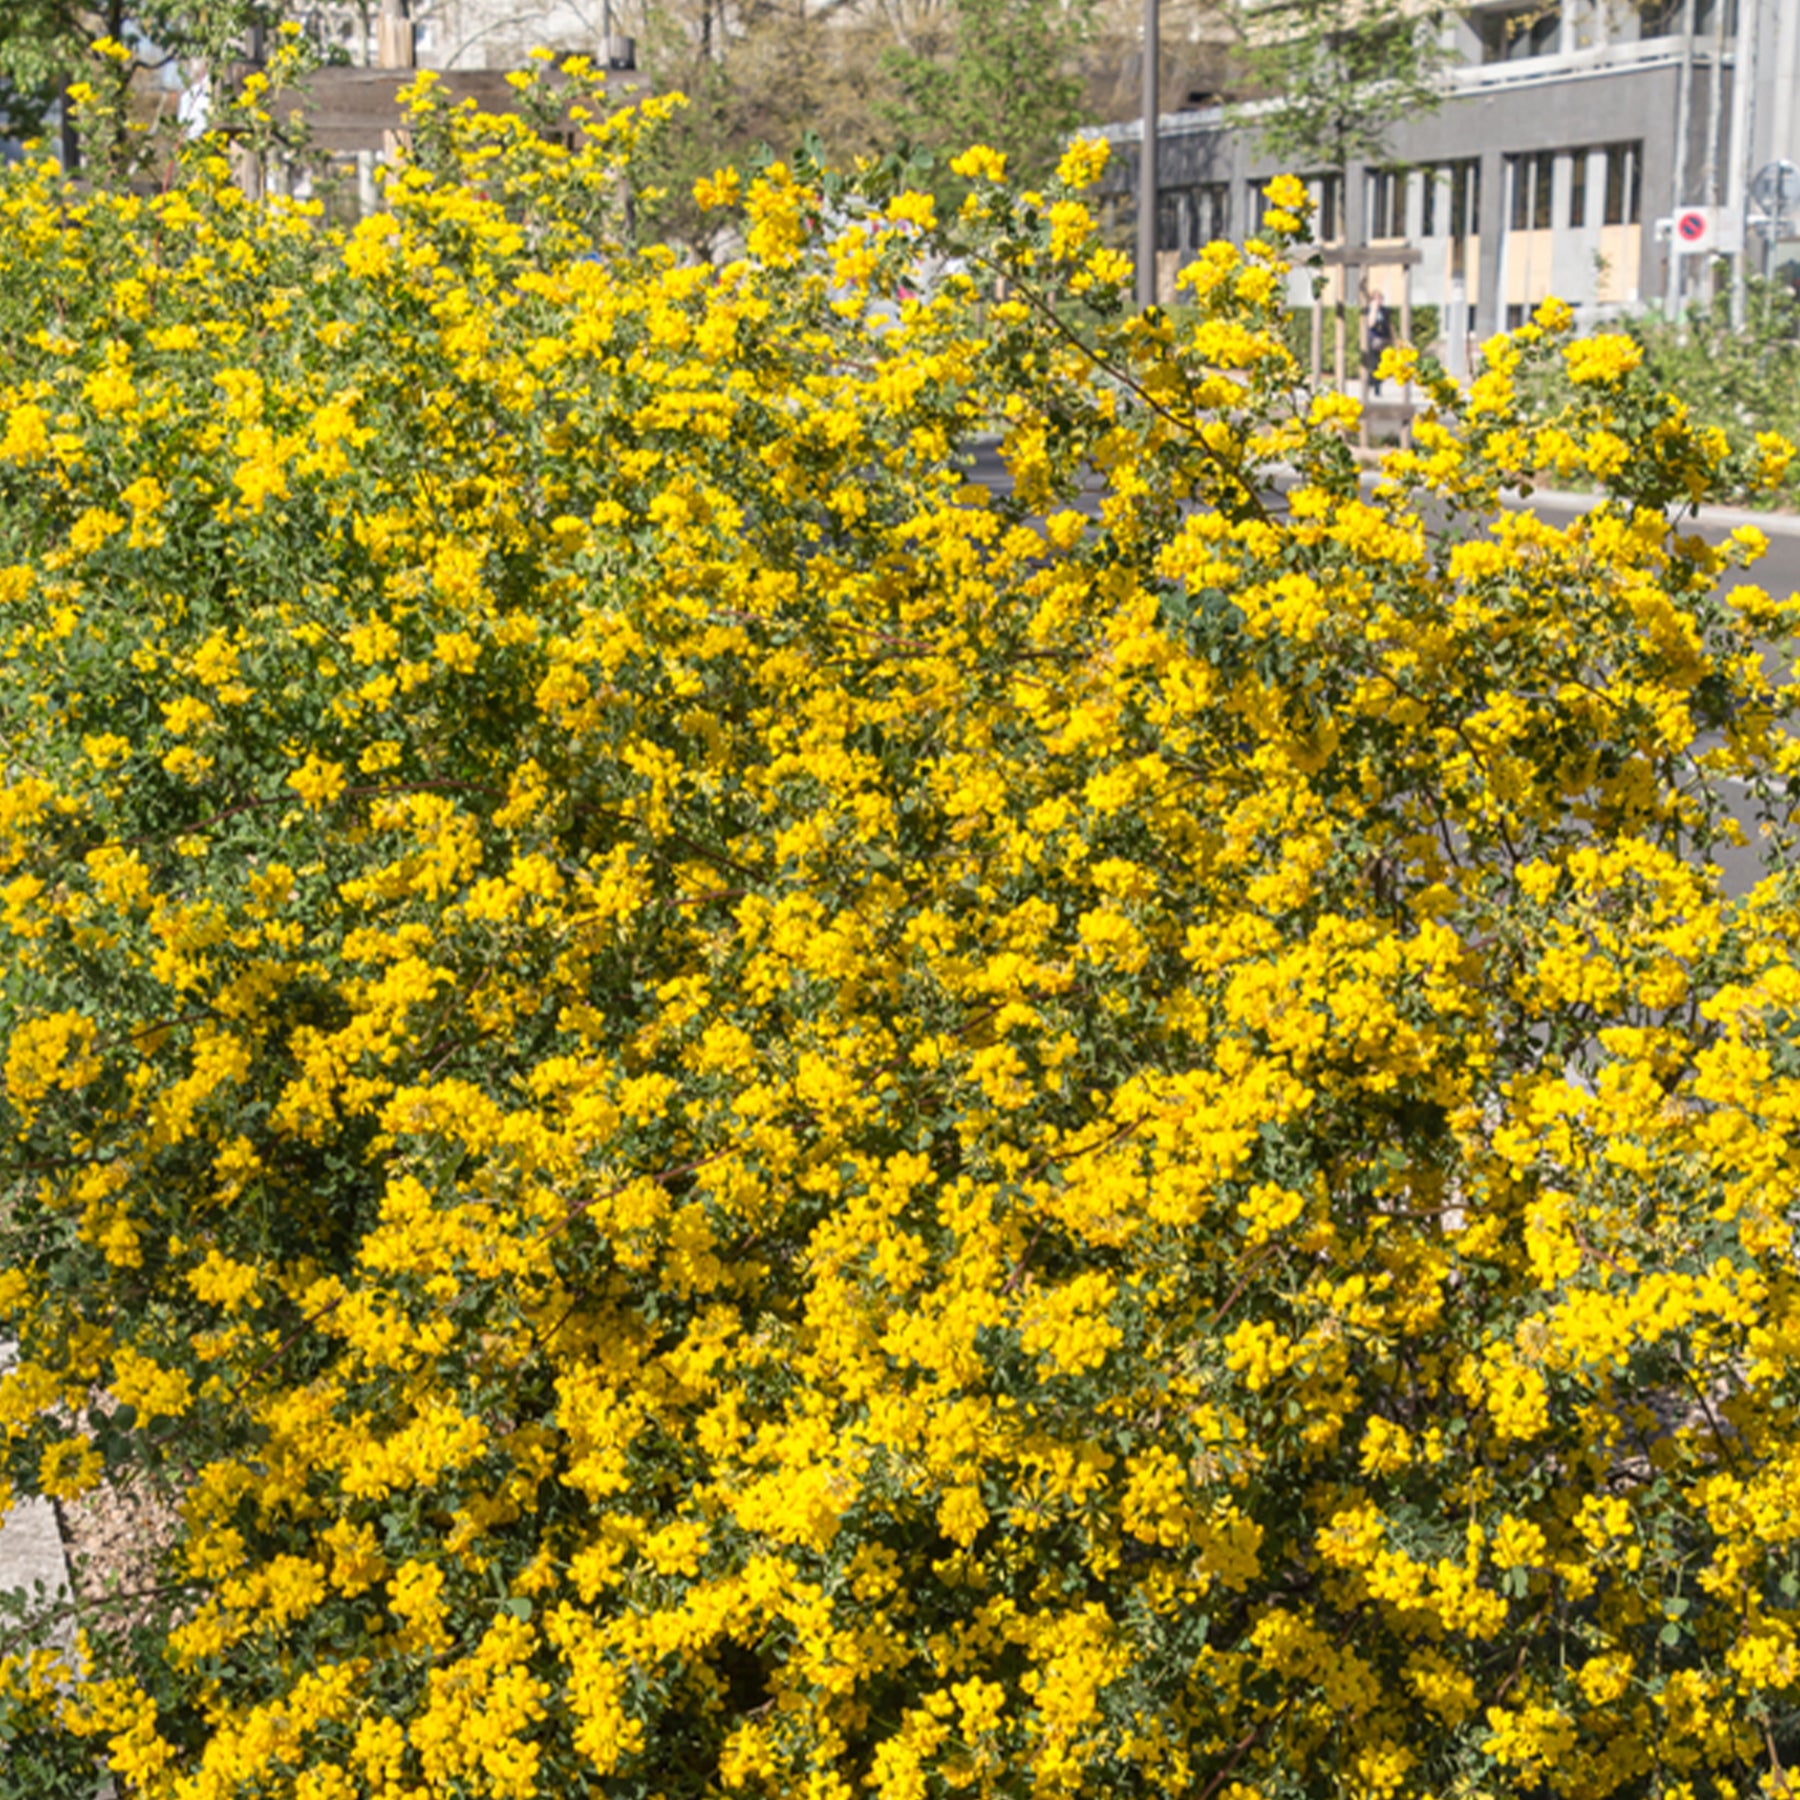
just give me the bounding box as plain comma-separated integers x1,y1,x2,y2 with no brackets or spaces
1136,0,1159,311
1728,0,1760,331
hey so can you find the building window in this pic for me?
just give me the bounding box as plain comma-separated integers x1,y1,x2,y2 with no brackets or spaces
1311,171,1341,240
1160,187,1233,251
1638,0,1736,34
1453,160,1480,238
1603,141,1641,224
1508,150,1555,231
1422,159,1482,238
1195,181,1230,243
1368,168,1409,239
1481,3,1562,60
1157,191,1183,253
1568,149,1588,227
1099,194,1136,251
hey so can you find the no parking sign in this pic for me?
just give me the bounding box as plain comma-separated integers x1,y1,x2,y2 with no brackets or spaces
1669,207,1743,254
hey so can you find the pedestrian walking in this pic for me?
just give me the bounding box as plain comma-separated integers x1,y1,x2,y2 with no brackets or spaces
1363,288,1393,390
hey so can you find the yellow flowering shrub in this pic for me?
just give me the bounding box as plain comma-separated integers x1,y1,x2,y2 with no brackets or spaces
5,70,1800,1800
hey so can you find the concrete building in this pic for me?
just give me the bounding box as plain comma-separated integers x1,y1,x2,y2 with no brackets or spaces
1104,0,1800,346
295,0,628,73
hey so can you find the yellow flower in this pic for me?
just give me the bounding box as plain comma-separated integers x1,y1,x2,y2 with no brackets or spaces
110,1345,193,1423
0,403,50,461
1047,199,1095,261
83,362,137,416
950,145,1007,182
693,166,742,210
69,506,125,554
1264,172,1310,214
1564,332,1643,384
1756,428,1796,487
186,1249,260,1311
38,1436,103,1499
1374,345,1419,386
1057,137,1110,189
745,164,808,265
160,695,214,737
1082,246,1133,288
288,753,348,809
886,190,937,232
1532,295,1574,333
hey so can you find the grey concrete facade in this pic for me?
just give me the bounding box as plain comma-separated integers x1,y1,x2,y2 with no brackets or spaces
1103,0,1800,346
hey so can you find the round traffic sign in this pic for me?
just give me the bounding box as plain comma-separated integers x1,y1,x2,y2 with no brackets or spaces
1752,160,1800,214
1677,210,1708,243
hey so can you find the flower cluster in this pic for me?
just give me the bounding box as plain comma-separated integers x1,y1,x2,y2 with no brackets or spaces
3,62,1800,1800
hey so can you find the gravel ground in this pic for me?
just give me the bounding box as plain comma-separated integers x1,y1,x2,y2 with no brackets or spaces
57,1468,183,1633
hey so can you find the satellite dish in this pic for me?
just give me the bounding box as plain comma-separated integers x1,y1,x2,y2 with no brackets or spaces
1751,159,1800,214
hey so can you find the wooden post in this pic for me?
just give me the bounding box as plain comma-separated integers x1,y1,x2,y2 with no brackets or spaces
379,0,414,172
1136,0,1159,310
1357,270,1370,450
233,20,265,199
1399,265,1414,444
378,0,415,72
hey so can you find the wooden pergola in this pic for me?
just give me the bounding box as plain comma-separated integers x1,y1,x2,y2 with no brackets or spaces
264,63,647,156
230,0,644,194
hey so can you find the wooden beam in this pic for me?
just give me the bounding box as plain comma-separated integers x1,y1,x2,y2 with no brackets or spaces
1311,244,1424,268
260,66,649,154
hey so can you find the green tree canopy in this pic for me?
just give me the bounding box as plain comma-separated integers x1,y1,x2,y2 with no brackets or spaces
0,0,267,160
635,0,1096,252
880,0,1096,194
1232,0,1450,187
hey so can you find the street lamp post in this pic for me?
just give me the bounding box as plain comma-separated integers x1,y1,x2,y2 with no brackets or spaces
1137,0,1159,309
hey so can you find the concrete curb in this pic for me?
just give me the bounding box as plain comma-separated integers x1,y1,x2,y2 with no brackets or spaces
0,1490,72,1622
0,1342,75,1640
0,1341,115,1797
1514,486,1800,538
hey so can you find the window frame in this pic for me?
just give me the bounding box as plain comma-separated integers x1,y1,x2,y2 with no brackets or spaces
1603,141,1642,226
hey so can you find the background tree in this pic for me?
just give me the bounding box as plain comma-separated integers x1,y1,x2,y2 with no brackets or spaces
1232,0,1450,382
0,0,266,162
634,0,900,257
634,0,1096,252
879,0,1096,196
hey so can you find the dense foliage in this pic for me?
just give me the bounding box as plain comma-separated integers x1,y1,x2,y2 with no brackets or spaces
5,66,1800,1800
1622,278,1800,510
